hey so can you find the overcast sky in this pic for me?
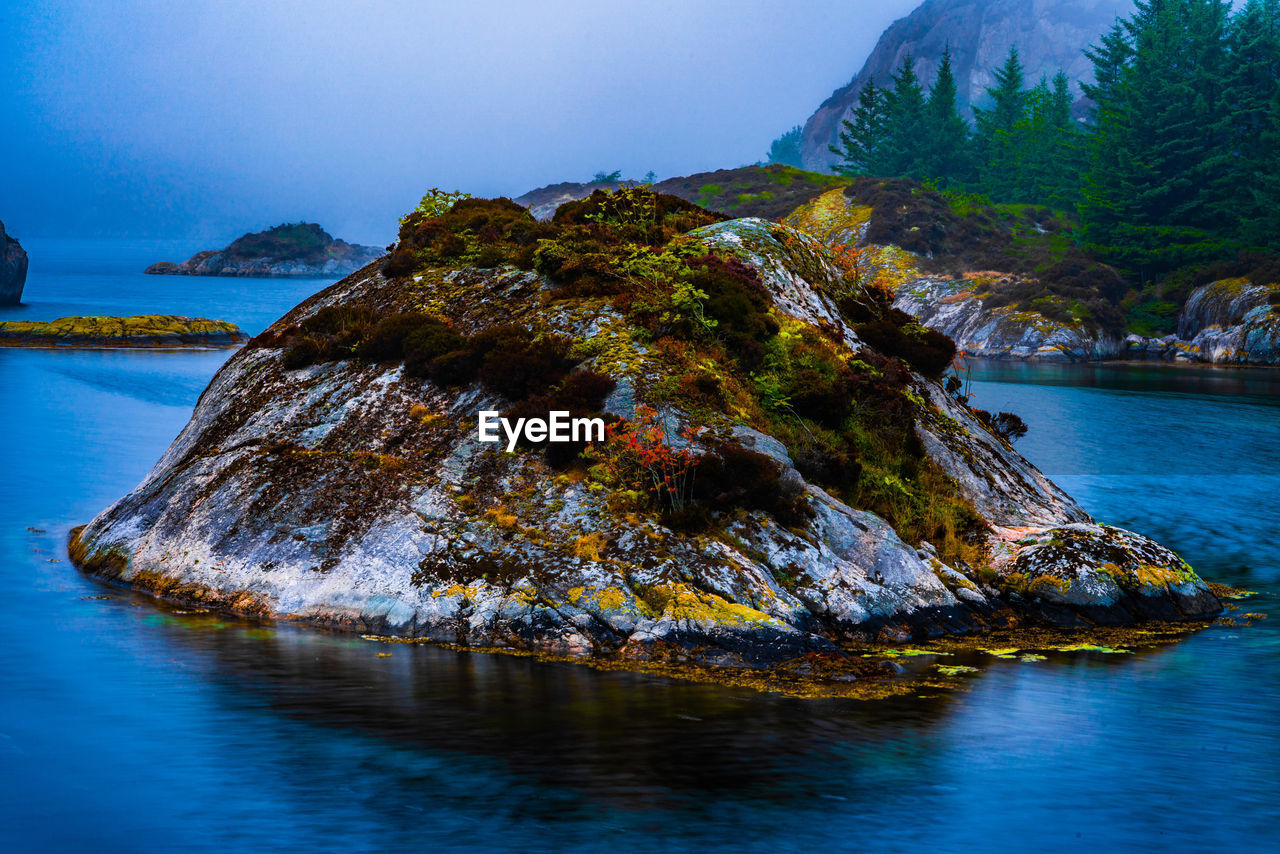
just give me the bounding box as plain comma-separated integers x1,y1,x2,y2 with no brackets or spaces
2,0,918,244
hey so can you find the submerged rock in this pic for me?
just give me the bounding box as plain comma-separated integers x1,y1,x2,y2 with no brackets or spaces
71,191,1220,678
1,219,28,305
0,314,247,348
145,222,382,279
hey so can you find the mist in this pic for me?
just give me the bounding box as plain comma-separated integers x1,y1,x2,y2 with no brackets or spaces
1,0,917,245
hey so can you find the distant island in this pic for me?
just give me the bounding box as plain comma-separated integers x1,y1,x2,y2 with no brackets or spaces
1,219,28,305
0,314,247,348
145,222,382,278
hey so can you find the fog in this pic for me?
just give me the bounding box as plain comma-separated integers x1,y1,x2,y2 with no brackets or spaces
2,0,916,244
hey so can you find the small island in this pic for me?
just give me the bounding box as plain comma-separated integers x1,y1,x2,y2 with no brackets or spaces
146,222,383,278
0,314,248,348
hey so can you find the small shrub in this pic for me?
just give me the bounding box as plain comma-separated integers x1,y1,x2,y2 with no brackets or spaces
693,443,811,525
403,322,466,378
360,312,434,362
854,310,956,378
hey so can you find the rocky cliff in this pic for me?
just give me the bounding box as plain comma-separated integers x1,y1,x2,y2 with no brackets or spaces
1,219,29,305
146,222,382,278
799,0,1133,171
894,276,1124,361
71,190,1219,686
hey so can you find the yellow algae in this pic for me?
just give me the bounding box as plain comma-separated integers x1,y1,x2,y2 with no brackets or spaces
1053,643,1131,654
641,582,778,627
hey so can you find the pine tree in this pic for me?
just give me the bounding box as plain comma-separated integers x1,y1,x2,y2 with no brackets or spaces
974,47,1029,199
881,54,931,179
1219,0,1280,242
1246,87,1280,248
923,46,974,185
1079,0,1236,275
766,126,805,168
1079,22,1139,261
830,77,890,175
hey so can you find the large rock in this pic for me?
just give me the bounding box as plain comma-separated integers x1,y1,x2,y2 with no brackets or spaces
70,203,1219,676
799,0,1134,171
1119,279,1280,365
146,222,382,278
1,219,28,305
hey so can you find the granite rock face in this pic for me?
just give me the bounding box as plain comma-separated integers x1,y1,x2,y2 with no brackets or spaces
1,219,29,305
799,0,1134,170
71,212,1219,674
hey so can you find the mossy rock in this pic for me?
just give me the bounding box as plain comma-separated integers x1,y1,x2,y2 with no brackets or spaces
0,314,247,348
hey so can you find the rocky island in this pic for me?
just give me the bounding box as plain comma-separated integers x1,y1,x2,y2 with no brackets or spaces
0,315,247,348
1,219,29,305
786,183,1280,365
70,189,1221,689
145,222,382,278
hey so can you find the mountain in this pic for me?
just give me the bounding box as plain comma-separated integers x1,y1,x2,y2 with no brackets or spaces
799,0,1133,171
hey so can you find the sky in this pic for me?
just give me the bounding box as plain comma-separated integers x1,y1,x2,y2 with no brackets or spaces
1,0,918,245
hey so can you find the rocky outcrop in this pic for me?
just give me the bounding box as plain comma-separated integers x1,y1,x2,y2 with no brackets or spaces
1122,279,1280,365
70,195,1219,682
786,187,1122,361
799,0,1134,171
0,315,247,348
895,276,1123,361
1,219,29,305
146,222,382,278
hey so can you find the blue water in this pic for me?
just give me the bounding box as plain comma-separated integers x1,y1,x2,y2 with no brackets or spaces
2,243,1277,853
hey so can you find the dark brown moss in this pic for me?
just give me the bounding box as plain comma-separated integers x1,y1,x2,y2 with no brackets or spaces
852,309,956,379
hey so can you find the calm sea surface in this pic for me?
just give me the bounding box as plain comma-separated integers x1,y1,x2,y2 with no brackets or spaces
2,241,1277,852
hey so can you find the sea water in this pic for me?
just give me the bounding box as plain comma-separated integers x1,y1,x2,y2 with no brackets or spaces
2,241,1277,852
